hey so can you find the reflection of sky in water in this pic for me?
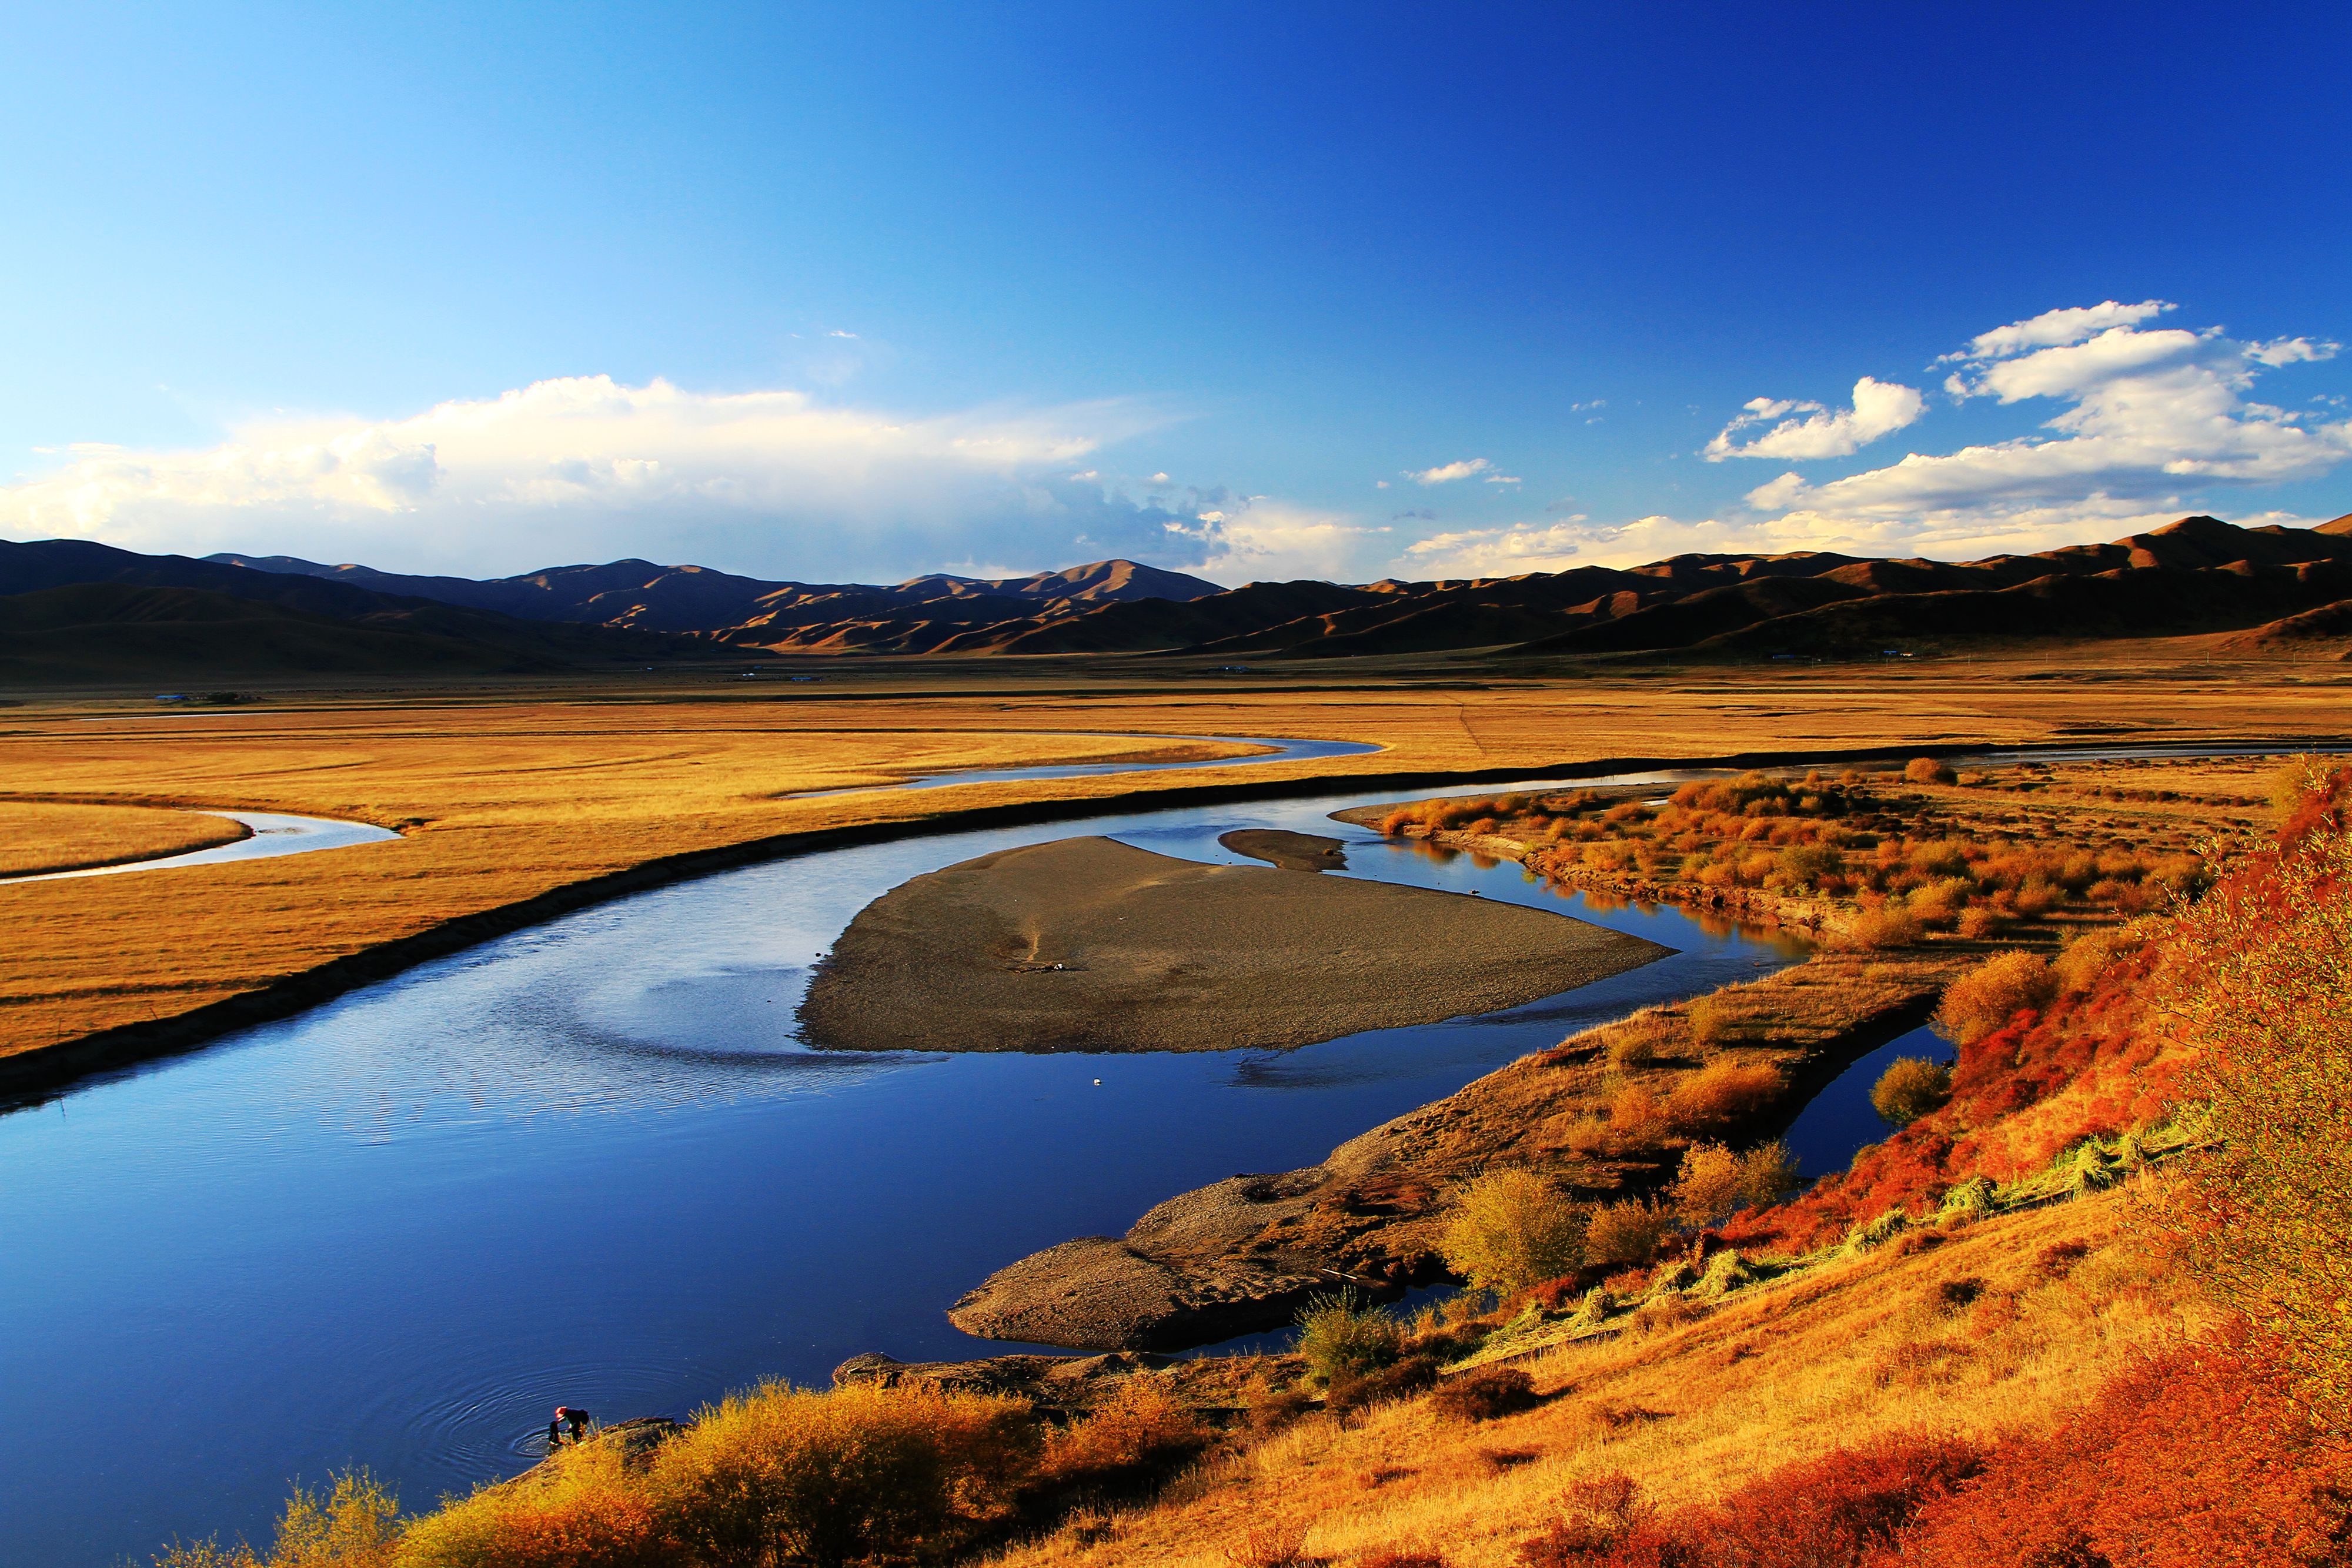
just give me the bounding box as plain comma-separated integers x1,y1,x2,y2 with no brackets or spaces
0,775,1809,1568
1781,1023,1955,1183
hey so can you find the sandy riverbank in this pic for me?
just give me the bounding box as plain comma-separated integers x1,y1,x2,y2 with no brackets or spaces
797,835,1670,1055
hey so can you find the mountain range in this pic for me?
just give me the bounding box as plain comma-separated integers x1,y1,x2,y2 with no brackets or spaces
2,513,2348,683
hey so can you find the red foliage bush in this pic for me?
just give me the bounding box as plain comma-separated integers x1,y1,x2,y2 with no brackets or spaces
1888,1330,2352,1567
1722,939,2178,1253
1515,1435,1986,1567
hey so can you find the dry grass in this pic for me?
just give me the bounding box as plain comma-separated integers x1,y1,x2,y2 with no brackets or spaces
990,1185,2196,1567
1,664,2341,1062
0,800,248,878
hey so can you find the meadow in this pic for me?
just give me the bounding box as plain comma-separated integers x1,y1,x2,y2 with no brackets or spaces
4,654,2346,1071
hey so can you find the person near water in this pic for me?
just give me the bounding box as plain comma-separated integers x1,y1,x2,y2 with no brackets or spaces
556,1406,590,1443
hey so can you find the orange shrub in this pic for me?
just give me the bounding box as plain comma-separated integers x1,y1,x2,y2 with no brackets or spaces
1037,1377,1211,1492
1585,1198,1676,1266
1934,950,2056,1045
1849,907,1925,949
396,1442,662,1568
1667,1058,1783,1131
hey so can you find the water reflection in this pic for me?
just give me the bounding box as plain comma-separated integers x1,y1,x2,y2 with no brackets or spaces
0,779,1796,1568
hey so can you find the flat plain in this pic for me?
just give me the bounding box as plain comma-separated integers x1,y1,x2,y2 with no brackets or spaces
1,649,2344,1068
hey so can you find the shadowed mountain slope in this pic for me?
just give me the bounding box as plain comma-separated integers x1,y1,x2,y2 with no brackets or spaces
0,540,705,681
209,552,1222,636
24,514,2352,669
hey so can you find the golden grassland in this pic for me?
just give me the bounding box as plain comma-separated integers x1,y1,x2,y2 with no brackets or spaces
0,800,248,878
1,654,2344,1062
995,1188,2184,1567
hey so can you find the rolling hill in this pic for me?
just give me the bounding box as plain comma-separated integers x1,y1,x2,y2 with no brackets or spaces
0,539,709,683
13,513,2352,677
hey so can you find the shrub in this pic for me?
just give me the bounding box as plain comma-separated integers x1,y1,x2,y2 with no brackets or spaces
2170,791,2352,1422
1935,948,2057,1045
1038,1376,1212,1491
1905,756,1957,785
1667,1058,1783,1130
1439,1169,1588,1294
1955,905,2001,940
396,1443,661,1568
1516,1437,1984,1568
1222,1517,1314,1568
160,1471,405,1568
1870,1057,1952,1128
2053,928,2129,994
1294,1292,1404,1388
1670,1141,1747,1226
1430,1366,1539,1423
1585,1198,1676,1266
1605,1081,1672,1144
646,1380,1036,1568
1683,995,1731,1045
1775,843,1842,890
1595,1010,1672,1068
1739,1139,1801,1208
1668,1141,1794,1226
1896,1333,2352,1568
1326,1354,1441,1414
1848,906,1925,949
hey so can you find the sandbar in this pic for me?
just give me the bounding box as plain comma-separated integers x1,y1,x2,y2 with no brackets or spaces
797,835,1671,1054
1217,828,1347,870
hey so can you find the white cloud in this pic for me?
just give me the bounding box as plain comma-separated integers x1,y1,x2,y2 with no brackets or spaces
1406,457,1494,484
1704,377,1926,462
1749,303,2351,552
0,375,1237,581
1180,500,1391,585
1397,518,1588,577
1482,472,1522,484
1943,299,2171,361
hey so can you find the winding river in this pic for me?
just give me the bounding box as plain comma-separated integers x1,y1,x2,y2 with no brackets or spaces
7,737,2311,1565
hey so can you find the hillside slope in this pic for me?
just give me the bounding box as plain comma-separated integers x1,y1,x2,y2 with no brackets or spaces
0,541,700,681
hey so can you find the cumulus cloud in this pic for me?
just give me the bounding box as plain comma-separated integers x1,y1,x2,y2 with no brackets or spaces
1406,457,1494,484
1943,299,2171,362
1750,302,2351,553
1704,377,1926,461
1180,500,1391,584
1398,517,1589,577
0,376,1238,581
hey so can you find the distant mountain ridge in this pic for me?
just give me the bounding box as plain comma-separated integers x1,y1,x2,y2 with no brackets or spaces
205,552,1224,636
0,537,707,682
8,514,2352,683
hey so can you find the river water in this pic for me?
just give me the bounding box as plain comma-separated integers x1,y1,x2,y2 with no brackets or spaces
0,764,1829,1565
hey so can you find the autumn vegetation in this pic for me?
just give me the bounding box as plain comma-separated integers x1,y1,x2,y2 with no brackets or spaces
137,744,2352,1566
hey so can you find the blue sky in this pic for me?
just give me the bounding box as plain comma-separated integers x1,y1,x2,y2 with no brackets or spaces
4,2,2348,584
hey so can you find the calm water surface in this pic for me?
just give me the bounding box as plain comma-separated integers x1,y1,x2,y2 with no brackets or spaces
3,777,1814,1566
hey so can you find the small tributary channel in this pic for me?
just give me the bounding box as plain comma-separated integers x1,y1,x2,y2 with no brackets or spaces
0,760,1970,1566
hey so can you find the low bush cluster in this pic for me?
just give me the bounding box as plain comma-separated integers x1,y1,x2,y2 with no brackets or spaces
1378,767,2208,934
1668,1139,1798,1225
161,1377,1217,1568
1429,1366,1539,1423
1514,1435,1987,1567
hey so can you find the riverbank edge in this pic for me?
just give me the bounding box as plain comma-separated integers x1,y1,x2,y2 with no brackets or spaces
0,733,2264,1105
